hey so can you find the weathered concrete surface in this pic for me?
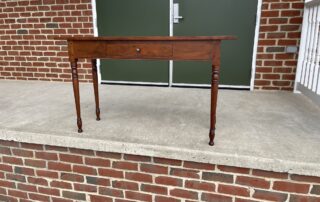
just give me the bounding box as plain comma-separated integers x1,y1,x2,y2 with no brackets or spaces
0,80,320,176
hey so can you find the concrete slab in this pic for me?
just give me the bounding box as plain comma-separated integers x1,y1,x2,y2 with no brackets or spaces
0,80,320,176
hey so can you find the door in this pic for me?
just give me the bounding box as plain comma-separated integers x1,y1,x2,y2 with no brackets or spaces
96,0,170,84
173,0,257,87
96,0,257,87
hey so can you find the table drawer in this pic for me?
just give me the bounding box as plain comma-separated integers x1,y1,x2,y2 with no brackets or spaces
106,43,173,59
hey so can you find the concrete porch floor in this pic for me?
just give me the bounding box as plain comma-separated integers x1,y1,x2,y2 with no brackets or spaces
0,80,320,176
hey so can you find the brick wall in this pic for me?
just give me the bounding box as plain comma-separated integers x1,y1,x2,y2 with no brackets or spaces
0,0,94,83
0,140,319,202
255,0,304,90
0,0,305,90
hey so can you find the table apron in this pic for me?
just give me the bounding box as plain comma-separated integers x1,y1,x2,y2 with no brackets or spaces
69,40,218,61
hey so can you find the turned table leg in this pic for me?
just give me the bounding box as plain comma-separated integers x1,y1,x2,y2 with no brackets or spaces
209,41,221,146
91,59,100,121
71,59,83,133
209,65,220,146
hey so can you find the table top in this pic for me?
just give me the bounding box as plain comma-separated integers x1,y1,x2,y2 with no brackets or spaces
54,36,237,41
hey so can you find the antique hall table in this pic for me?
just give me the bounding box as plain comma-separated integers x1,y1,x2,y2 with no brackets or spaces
56,36,236,146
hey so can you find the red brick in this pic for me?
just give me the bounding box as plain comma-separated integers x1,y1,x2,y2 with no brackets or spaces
86,176,110,186
69,148,94,156
0,180,16,188
155,176,183,187
290,174,320,184
125,172,153,183
219,184,250,197
170,188,198,200
0,195,18,202
273,181,310,193
90,195,113,202
253,189,288,201
112,180,139,191
29,193,50,202
260,25,278,32
99,168,124,178
124,154,151,162
38,187,60,196
236,176,270,189
141,163,168,174
217,165,250,174
289,194,320,202
74,183,97,192
52,197,73,202
0,164,13,172
35,151,58,160
18,183,37,192
20,143,43,150
12,148,33,157
73,165,97,175
201,193,232,202
125,191,152,202
185,180,215,191
28,176,48,186
281,10,301,17
99,187,124,198
50,180,72,189
154,157,182,166
8,189,28,199
183,161,214,170
3,156,23,165
235,198,260,202
60,153,83,164
25,159,46,168
14,166,34,176
85,157,110,167
6,173,26,182
141,184,167,195
202,172,233,183
60,173,84,182
48,162,71,172
262,11,279,18
155,196,181,202
170,168,200,179
0,147,11,155
263,74,281,79
62,191,86,201
36,170,59,178
252,169,288,179
113,161,138,171
96,151,122,159
45,145,68,152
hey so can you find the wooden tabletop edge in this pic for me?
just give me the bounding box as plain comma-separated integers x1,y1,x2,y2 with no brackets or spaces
53,36,237,41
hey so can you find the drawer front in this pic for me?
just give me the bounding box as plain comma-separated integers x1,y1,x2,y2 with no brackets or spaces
106,43,173,59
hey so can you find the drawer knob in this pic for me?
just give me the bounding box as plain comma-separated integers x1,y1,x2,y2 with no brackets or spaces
136,48,141,53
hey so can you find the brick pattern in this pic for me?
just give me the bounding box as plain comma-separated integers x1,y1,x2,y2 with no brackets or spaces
0,140,319,202
255,0,304,91
0,0,306,90
0,0,94,82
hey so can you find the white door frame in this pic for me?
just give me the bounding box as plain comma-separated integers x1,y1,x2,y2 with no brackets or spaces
91,0,262,90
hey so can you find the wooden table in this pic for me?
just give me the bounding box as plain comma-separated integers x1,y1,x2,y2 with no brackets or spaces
56,36,236,146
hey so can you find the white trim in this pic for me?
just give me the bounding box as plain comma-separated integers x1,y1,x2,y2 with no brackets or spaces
295,5,309,93
101,80,250,89
172,83,250,89
101,80,169,86
250,0,262,91
91,0,101,84
169,0,174,87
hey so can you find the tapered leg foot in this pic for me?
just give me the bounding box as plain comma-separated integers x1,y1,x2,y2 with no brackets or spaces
209,129,215,146
77,118,83,133
96,108,100,121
